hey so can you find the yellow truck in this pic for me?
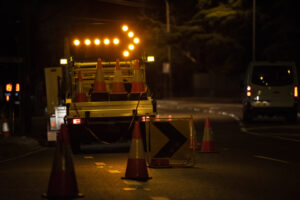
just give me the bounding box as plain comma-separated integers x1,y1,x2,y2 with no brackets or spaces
44,25,156,152
45,57,156,152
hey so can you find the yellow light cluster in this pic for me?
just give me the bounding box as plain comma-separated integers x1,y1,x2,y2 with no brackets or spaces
73,38,120,46
121,25,140,57
72,25,141,57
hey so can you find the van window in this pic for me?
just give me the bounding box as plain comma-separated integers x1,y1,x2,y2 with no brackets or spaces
251,65,294,86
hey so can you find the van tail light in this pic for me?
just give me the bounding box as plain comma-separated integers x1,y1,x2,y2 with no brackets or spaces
294,86,298,98
246,85,251,97
72,118,82,125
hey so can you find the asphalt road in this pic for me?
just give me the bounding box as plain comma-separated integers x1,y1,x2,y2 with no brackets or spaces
0,98,299,200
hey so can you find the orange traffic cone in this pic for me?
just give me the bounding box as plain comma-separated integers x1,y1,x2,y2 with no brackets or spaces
130,59,147,100
43,124,83,199
91,58,108,101
111,59,127,100
2,117,10,138
74,71,88,102
200,118,216,152
131,59,145,93
189,119,199,150
123,121,151,181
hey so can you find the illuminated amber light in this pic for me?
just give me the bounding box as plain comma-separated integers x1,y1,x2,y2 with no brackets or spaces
85,39,91,46
113,38,120,45
128,44,134,50
6,95,10,102
133,37,140,44
6,84,12,92
147,56,155,62
104,38,110,45
294,86,298,98
246,85,251,97
15,83,20,92
123,50,129,57
122,25,128,32
60,58,68,65
128,31,134,38
74,39,80,46
94,39,100,45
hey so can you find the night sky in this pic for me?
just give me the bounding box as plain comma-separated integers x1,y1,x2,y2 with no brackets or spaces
0,0,299,91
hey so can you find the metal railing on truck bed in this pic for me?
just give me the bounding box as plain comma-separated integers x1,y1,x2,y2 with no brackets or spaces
71,60,146,97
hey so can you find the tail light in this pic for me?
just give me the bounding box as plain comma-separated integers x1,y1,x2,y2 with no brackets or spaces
294,86,298,98
246,85,251,97
72,118,82,125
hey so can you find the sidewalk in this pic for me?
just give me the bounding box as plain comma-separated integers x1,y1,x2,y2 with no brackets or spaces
0,136,43,162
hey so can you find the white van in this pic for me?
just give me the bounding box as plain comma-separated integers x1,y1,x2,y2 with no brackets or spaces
242,61,298,122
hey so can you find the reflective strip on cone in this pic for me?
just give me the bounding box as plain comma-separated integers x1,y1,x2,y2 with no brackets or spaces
2,119,10,138
93,58,107,93
131,59,145,94
74,71,88,102
201,118,216,152
111,60,127,94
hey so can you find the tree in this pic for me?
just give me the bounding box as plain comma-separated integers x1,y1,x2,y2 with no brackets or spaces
140,0,252,77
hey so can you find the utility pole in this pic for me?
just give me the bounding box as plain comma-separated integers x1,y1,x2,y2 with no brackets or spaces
252,0,256,62
165,0,172,97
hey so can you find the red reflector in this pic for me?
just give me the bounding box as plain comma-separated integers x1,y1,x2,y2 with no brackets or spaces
294,86,298,98
73,118,81,124
6,84,12,92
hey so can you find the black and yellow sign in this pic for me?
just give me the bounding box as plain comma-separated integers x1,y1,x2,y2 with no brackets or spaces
146,118,194,162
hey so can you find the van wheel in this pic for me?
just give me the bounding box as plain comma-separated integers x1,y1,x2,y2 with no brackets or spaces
243,110,253,122
286,111,297,123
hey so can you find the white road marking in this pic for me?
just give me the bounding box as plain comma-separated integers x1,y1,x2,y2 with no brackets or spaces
254,155,290,164
108,169,121,174
83,156,94,159
0,147,47,164
95,162,106,166
150,197,170,200
210,107,300,143
123,187,136,191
